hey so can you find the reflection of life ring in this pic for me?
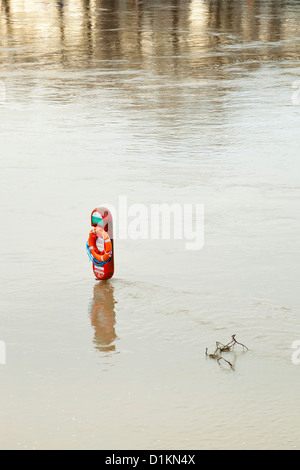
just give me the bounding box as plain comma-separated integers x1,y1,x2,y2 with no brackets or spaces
88,226,112,263
90,283,117,352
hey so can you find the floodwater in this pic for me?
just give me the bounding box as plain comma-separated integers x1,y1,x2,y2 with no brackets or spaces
0,0,300,450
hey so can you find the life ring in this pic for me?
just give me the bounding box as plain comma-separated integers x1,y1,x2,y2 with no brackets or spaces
88,226,112,263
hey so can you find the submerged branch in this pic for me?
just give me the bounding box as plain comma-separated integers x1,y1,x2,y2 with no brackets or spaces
206,335,248,370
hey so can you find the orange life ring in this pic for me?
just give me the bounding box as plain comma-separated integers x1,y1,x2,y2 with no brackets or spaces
88,226,112,263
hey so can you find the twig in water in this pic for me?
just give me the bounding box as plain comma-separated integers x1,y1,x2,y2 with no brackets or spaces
226,334,248,351
205,334,248,370
217,356,233,369
216,341,231,353
205,348,233,369
205,348,220,359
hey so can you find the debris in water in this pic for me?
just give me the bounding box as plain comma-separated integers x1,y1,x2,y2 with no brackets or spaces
206,334,248,370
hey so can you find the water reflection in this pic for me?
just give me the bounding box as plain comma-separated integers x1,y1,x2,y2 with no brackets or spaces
1,0,11,34
56,1,66,65
89,282,118,353
1,0,10,17
0,0,299,70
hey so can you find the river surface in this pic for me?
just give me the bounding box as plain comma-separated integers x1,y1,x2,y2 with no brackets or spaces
0,0,300,450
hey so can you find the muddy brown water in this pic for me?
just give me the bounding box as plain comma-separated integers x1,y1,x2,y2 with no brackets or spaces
0,0,300,449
